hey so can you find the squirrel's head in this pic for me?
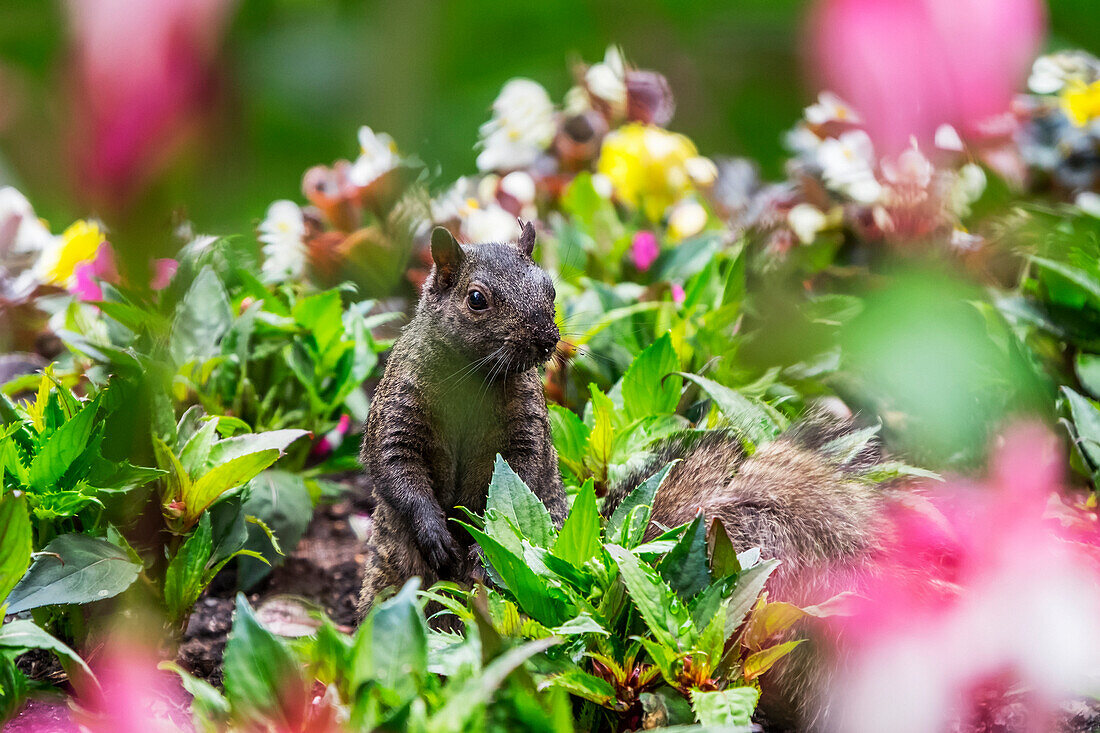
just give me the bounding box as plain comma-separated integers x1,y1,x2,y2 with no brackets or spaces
420,222,559,375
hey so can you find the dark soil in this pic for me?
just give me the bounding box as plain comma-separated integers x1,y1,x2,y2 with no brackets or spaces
176,473,374,687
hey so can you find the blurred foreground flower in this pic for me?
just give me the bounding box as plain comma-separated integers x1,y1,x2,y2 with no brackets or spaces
0,187,54,256
809,0,1045,154
830,424,1100,732
66,0,234,209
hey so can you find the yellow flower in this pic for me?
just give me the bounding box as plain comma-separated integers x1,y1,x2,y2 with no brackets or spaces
34,220,105,286
1060,79,1100,127
597,123,713,221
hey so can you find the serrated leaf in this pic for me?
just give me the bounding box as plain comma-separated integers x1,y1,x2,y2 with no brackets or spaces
607,461,676,547
692,687,759,727
205,430,310,466
676,372,779,445
657,514,710,599
6,534,141,613
552,480,600,567
0,492,32,609
486,455,554,549
622,333,682,421
607,544,691,651
742,639,804,682
184,449,282,526
540,668,619,708
171,267,233,364
27,395,100,490
725,558,780,639
164,513,215,624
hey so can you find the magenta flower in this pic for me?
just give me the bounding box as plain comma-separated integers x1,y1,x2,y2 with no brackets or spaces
828,424,1100,732
631,230,659,271
72,638,190,732
150,258,178,290
66,0,233,209
670,282,685,305
808,0,1045,154
69,243,117,301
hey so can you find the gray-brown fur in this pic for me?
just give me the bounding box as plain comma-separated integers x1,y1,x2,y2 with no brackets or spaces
604,416,889,729
358,224,567,615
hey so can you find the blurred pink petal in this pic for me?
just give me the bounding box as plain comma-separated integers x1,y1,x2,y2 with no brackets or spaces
808,0,1045,154
670,282,685,305
828,424,1100,732
66,0,234,209
73,639,191,733
70,243,117,301
150,258,179,290
631,230,659,271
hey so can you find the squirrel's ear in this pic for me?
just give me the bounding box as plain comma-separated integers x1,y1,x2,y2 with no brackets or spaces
430,226,464,287
516,219,536,257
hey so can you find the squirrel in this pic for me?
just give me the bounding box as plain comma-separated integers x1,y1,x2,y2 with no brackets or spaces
604,417,891,730
358,223,568,615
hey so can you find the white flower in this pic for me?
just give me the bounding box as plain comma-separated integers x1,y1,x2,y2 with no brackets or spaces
667,199,708,241
934,124,964,152
1075,190,1100,219
476,79,557,173
430,177,480,223
348,126,400,187
948,163,987,217
685,156,719,186
881,143,934,189
785,124,824,157
0,186,54,256
585,46,627,112
788,203,828,244
805,91,861,126
499,171,536,204
462,204,520,243
817,130,882,204
591,173,614,199
950,228,983,251
258,200,307,283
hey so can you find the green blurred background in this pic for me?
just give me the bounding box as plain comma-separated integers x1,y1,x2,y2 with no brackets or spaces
1,0,1098,237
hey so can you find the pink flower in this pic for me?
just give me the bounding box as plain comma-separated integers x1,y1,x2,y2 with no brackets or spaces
70,243,117,301
311,414,353,459
828,424,1100,732
670,282,685,305
72,638,190,733
631,230,659,271
66,0,234,210
808,0,1045,154
150,258,178,290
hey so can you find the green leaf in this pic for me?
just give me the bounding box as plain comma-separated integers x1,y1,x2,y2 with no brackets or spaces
552,612,609,636
429,637,559,733
725,558,781,639
27,395,100,490
1077,353,1100,399
292,290,345,357
460,523,570,627
237,471,312,589
0,619,96,686
676,372,780,446
607,462,676,547
1064,387,1100,468
551,480,600,568
185,449,282,525
540,668,619,708
0,492,32,609
486,455,554,549
171,267,234,364
819,424,880,465
743,639,804,682
205,430,310,466
656,514,710,599
5,534,141,613
164,513,215,624
707,517,740,579
549,405,590,478
692,687,760,727
179,418,221,477
351,578,427,697
222,594,304,725
1031,256,1100,305
622,333,682,421
606,544,691,651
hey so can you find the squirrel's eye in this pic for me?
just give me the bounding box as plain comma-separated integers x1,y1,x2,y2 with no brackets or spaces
467,288,489,311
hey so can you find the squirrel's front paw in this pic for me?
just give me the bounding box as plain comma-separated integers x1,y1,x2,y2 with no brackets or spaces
419,523,460,574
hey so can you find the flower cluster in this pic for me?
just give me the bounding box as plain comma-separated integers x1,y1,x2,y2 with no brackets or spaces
258,125,418,286
1017,50,1100,202
725,91,990,258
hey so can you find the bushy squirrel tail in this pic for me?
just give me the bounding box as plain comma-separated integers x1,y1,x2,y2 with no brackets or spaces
604,414,888,603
